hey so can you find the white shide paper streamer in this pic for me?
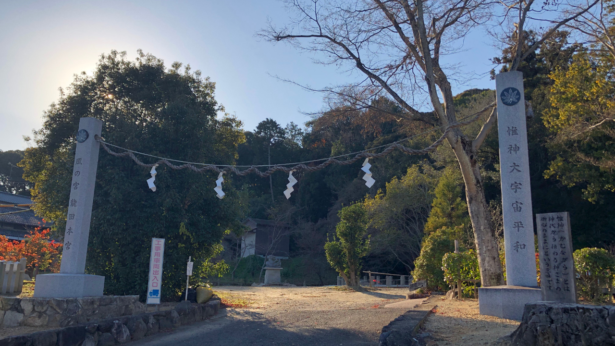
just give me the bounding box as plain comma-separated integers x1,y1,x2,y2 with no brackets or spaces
284,171,297,199
147,164,158,192
361,158,375,188
214,172,225,199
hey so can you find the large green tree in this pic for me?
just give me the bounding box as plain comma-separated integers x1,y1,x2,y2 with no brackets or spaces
20,50,246,299
544,52,615,202
0,150,30,195
325,203,370,287
364,165,436,272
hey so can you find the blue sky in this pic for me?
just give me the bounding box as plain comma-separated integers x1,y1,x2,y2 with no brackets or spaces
0,0,499,151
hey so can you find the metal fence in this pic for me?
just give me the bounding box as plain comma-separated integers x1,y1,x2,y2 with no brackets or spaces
336,271,412,288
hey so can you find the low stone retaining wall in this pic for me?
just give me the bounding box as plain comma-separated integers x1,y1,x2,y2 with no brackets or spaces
509,302,615,345
378,303,436,346
0,299,220,346
0,296,145,328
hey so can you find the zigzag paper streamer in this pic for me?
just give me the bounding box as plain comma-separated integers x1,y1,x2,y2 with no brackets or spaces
214,172,225,199
284,171,297,199
361,158,375,188
147,164,158,192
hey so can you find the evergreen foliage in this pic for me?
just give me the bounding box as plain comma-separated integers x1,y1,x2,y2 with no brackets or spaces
19,51,246,300
324,203,370,287
411,227,458,291
423,168,470,235
442,250,481,298
573,248,615,303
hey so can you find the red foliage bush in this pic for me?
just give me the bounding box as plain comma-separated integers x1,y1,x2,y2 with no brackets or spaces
0,227,62,276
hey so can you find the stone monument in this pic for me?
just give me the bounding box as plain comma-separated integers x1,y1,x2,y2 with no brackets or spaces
536,212,576,302
263,255,282,285
478,72,541,320
34,118,105,298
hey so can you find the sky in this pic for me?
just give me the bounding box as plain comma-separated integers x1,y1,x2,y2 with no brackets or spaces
0,0,499,151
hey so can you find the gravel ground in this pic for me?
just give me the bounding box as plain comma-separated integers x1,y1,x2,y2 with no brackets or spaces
133,286,415,346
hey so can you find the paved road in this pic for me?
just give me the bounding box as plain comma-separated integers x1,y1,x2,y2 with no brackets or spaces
131,306,410,346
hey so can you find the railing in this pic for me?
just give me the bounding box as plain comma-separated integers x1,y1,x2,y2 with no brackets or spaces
336,271,412,287
0,258,27,294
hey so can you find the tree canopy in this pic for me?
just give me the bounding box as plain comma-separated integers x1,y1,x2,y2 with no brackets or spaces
20,50,246,299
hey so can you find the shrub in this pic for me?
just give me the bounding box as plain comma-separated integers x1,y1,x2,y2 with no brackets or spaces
411,227,457,291
0,228,62,276
442,250,480,298
573,247,615,303
221,255,265,285
325,203,370,287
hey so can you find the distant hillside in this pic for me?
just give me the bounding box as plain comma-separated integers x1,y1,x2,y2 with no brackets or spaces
453,88,493,108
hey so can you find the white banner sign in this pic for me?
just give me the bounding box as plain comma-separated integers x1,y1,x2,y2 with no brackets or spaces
146,238,165,304
186,261,193,276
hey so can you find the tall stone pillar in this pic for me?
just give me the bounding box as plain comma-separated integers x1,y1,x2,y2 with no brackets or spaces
478,72,541,320
34,118,105,298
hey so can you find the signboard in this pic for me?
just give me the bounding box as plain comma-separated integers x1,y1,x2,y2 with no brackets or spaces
187,261,194,276
536,212,576,302
146,238,165,304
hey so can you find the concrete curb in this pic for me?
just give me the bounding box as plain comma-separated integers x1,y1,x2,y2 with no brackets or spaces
378,301,437,346
0,299,221,346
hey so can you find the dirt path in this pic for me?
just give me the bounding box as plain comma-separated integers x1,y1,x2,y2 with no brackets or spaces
133,286,418,346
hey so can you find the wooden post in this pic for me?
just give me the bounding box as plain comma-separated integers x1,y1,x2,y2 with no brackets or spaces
8,262,17,294
368,272,373,288
0,262,6,294
15,258,26,294
185,256,191,302
454,240,461,299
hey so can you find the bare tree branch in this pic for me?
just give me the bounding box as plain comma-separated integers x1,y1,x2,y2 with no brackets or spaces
472,105,498,151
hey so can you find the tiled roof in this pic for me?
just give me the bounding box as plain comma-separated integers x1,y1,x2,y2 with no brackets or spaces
0,207,45,227
0,192,47,228
0,192,32,204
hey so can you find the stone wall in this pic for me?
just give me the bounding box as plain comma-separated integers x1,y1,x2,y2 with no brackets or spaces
0,299,220,346
0,296,145,329
509,302,615,345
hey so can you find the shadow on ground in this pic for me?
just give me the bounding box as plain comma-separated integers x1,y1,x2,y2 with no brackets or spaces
133,307,407,346
360,290,407,300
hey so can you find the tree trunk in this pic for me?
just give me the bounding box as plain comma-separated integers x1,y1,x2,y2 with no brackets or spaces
451,138,505,287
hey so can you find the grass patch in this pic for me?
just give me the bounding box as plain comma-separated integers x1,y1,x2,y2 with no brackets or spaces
18,281,35,298
214,291,253,309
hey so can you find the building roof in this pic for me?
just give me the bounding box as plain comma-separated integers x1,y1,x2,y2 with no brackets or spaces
0,207,44,227
0,192,46,228
243,218,290,232
0,192,32,204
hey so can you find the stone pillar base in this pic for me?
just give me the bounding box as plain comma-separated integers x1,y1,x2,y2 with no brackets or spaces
33,273,105,298
263,267,282,285
478,285,541,321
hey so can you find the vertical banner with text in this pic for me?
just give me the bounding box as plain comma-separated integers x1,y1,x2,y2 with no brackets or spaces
147,238,165,304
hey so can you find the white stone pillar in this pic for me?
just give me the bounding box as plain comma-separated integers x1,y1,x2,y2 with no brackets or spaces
386,276,392,287
479,72,541,321
34,118,105,298
495,72,538,287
